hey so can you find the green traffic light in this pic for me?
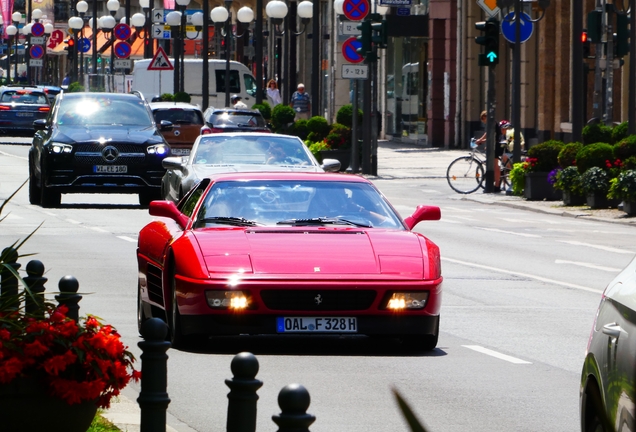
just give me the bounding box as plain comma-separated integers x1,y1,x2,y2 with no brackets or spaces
486,52,497,62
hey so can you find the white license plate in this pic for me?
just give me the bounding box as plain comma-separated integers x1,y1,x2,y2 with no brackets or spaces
276,317,357,333
171,148,190,156
16,112,34,117
94,165,127,173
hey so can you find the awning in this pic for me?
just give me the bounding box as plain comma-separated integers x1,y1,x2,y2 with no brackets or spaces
49,29,146,59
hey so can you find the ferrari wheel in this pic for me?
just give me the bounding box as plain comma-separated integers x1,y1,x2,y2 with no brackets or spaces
168,275,187,348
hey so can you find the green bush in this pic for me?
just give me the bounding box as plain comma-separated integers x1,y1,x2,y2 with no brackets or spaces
622,155,636,170
509,162,526,196
306,116,331,142
611,121,630,144
582,122,612,144
526,140,564,172
160,93,175,101
336,104,363,128
324,123,352,150
271,104,296,132
67,82,85,92
252,102,272,120
287,119,309,140
554,166,583,195
575,142,614,173
306,140,330,161
173,92,191,103
557,142,583,168
613,135,636,161
608,170,636,201
580,166,610,194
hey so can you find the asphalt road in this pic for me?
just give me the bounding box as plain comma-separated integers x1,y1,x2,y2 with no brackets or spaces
1,139,631,432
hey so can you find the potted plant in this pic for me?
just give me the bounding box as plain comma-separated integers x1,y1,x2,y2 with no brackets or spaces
554,166,585,206
524,140,564,201
319,123,353,171
608,169,636,215
580,166,619,209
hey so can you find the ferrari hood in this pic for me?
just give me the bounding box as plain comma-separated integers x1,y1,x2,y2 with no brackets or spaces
194,228,426,277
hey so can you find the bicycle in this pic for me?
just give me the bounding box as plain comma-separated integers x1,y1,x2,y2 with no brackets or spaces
446,139,515,194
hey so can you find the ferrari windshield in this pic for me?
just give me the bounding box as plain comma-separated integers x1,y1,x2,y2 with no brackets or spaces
194,180,403,229
191,135,315,166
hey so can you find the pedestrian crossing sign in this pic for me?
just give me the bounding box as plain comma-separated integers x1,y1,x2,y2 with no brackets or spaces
147,47,174,71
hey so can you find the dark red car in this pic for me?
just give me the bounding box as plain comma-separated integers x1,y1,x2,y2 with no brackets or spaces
136,172,442,350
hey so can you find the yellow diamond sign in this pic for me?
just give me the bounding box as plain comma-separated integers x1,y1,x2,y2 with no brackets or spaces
477,0,499,17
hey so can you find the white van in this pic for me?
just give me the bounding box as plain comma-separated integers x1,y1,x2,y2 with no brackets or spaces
132,58,258,108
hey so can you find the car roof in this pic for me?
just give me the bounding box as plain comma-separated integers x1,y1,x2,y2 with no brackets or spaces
201,171,369,183
150,102,202,110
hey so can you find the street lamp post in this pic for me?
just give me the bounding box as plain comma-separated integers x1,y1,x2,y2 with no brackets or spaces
100,14,117,81
131,12,147,60
76,1,89,83
68,16,84,83
6,24,17,84
43,22,53,84
11,12,22,82
138,0,152,58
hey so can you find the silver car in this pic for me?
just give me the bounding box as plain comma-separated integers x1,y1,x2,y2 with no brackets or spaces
160,132,341,202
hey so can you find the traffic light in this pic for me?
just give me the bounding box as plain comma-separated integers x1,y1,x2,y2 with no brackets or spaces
63,38,75,57
587,10,602,43
475,18,499,66
582,30,591,58
356,20,372,59
615,13,629,58
370,19,388,49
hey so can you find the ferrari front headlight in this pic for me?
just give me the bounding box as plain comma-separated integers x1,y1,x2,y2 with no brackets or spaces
205,290,251,310
383,292,429,310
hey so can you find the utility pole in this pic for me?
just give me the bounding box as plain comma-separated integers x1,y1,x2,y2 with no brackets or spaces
604,2,614,125
591,1,604,121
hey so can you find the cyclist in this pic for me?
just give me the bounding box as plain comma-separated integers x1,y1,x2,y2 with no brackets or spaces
475,114,508,192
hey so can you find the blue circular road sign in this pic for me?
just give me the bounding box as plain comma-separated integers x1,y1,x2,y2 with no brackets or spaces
114,41,131,59
114,23,132,41
31,22,45,37
342,37,364,63
78,37,91,53
343,0,369,21
30,45,44,59
501,12,534,44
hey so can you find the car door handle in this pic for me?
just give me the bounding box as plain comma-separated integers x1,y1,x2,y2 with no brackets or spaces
602,323,623,338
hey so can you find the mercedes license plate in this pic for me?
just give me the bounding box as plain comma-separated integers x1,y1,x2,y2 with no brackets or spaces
94,165,127,173
276,317,357,333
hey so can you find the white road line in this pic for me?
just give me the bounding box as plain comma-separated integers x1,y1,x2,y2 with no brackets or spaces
89,227,109,233
117,236,137,243
554,260,621,272
462,345,532,364
478,227,542,238
442,257,603,294
66,219,81,224
558,240,634,254
42,211,56,216
440,219,462,224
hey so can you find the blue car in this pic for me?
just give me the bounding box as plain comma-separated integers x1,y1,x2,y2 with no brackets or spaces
0,85,50,134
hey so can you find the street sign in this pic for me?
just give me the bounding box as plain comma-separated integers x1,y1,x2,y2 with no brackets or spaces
78,37,91,53
147,46,174,70
342,64,368,79
501,12,534,44
152,24,171,39
476,0,499,18
152,8,166,23
396,7,411,15
114,41,131,59
340,20,361,36
379,0,411,4
342,37,364,63
31,37,45,45
29,59,43,67
31,22,44,37
343,0,369,21
29,45,44,59
114,59,132,69
114,23,132,40
47,30,64,49
152,9,203,24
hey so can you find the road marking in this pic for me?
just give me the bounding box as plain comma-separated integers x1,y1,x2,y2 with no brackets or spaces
0,149,28,160
89,227,109,233
117,236,137,243
478,227,542,238
558,240,634,254
554,259,621,272
440,219,462,224
442,257,603,293
66,219,81,224
2,213,23,220
463,345,532,364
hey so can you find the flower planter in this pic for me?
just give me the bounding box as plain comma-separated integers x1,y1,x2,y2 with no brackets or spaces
524,172,562,201
586,192,620,209
622,201,636,216
0,376,98,432
562,191,586,206
319,149,351,172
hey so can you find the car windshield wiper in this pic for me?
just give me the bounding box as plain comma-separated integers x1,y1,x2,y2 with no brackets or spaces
276,217,371,228
199,217,260,226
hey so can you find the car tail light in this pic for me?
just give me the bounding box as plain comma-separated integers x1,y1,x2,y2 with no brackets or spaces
200,126,212,135
0,105,11,111
38,107,50,112
382,292,429,310
205,290,251,310
210,127,224,133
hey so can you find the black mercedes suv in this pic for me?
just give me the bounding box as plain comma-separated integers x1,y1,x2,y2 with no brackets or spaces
29,92,173,207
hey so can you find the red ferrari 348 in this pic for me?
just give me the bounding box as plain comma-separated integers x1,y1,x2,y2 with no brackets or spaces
136,172,443,350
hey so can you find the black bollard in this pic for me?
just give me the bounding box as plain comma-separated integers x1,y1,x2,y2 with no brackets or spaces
55,275,82,322
272,384,316,432
226,352,263,432
0,247,21,306
137,317,171,432
23,260,47,318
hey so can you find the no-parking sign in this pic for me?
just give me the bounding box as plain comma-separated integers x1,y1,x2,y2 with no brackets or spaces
343,0,369,21
342,37,364,64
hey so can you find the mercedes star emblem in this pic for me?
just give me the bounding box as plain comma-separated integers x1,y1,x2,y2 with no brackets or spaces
102,146,119,162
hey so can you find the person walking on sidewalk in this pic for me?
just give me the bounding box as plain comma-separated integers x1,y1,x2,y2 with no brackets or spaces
290,83,311,120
